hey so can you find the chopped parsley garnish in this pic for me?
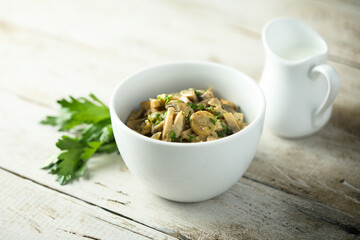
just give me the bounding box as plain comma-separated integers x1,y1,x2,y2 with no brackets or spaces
221,123,230,135
206,106,221,117
185,110,191,127
169,131,177,142
157,94,172,105
164,94,172,105
153,113,160,122
148,113,160,124
188,103,205,111
155,111,166,125
194,89,202,96
216,131,225,137
188,135,196,142
209,118,216,125
237,106,241,112
169,131,183,142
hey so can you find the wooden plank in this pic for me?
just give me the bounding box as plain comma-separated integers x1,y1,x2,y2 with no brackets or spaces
0,0,359,238
248,59,360,218
0,88,359,239
0,6,359,220
0,0,358,68
0,169,176,240
159,0,360,67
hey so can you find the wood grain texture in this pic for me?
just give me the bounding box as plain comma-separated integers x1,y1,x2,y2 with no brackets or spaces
0,90,359,239
0,0,359,219
0,169,175,240
0,0,359,239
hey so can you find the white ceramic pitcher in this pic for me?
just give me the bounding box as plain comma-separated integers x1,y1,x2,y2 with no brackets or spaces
259,18,340,138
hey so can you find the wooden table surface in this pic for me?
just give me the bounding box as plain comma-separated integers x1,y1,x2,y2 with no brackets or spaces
1,0,359,239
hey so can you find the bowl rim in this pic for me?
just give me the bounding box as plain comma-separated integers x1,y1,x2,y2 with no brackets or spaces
110,61,266,147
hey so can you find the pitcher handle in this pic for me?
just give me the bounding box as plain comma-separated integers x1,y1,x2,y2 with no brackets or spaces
310,64,340,127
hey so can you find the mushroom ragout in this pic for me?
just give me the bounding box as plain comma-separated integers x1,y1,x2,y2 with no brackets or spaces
126,88,247,142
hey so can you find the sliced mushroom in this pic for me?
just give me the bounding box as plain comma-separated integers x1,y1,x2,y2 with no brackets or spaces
151,132,162,140
126,118,145,131
190,111,216,136
233,112,244,128
152,120,164,133
156,93,166,101
207,98,227,116
197,99,210,108
206,135,218,141
201,89,214,99
181,128,194,139
180,88,197,102
214,120,223,131
208,98,221,107
141,101,150,112
196,135,207,142
127,101,150,120
210,131,219,137
222,105,236,113
195,89,205,95
223,112,241,133
126,88,247,143
138,120,152,135
127,110,140,121
150,98,163,112
220,99,236,110
166,100,193,115
162,107,175,140
178,96,191,103
172,111,185,137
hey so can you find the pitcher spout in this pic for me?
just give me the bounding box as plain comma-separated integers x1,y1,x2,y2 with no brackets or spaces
262,18,328,65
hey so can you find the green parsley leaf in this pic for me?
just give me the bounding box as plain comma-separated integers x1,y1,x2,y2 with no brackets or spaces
221,123,230,135
41,94,118,185
188,135,196,142
164,94,172,105
155,111,166,125
216,131,225,138
194,89,202,96
185,110,191,127
206,106,214,111
209,118,216,125
41,93,110,131
169,131,177,142
188,103,205,111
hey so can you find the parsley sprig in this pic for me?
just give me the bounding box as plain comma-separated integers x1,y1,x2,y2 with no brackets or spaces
40,94,118,185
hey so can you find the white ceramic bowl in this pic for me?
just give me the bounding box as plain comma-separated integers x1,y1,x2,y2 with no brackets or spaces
110,61,265,202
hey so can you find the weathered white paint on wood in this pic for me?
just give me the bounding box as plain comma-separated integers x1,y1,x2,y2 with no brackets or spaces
0,0,359,239
0,1,359,219
0,90,359,239
0,169,175,240
0,0,359,67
